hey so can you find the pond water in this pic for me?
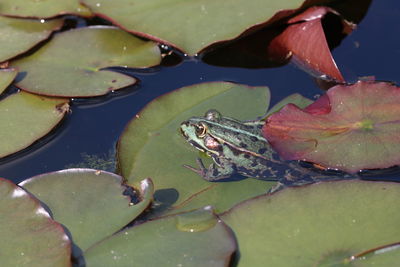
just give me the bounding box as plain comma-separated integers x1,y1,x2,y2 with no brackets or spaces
0,0,399,184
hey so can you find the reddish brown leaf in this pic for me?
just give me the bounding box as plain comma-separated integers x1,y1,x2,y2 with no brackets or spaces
263,81,400,173
267,6,348,82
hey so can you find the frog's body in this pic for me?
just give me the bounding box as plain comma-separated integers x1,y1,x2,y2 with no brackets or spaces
180,109,284,181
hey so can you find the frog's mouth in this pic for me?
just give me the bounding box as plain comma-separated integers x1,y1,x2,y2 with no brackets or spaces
180,123,207,153
187,140,207,153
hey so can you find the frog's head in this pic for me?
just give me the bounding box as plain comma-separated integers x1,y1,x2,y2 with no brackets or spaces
180,111,223,155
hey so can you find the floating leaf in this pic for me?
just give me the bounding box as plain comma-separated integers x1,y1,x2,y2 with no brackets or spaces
0,16,63,62
84,207,236,266
0,178,71,266
263,81,400,173
20,169,153,251
0,91,69,159
222,180,400,266
267,6,349,82
0,68,17,94
0,0,91,18
118,82,274,216
82,0,324,56
12,26,161,97
264,93,313,118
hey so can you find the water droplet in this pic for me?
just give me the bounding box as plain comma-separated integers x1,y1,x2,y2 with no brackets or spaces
176,206,217,232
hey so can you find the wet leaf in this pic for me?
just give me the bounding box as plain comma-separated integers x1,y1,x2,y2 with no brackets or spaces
267,6,349,82
84,207,236,266
118,82,274,216
0,91,69,159
20,169,153,251
83,0,317,56
0,0,91,18
12,26,161,97
222,180,400,266
0,16,63,62
263,81,400,173
0,178,71,266
0,68,17,94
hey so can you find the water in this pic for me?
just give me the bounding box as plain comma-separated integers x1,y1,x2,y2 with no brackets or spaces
0,0,399,183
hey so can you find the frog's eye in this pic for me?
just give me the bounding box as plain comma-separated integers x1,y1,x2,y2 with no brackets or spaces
195,123,207,137
205,109,221,121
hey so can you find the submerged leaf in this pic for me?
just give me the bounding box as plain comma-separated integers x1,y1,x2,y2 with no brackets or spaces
12,26,161,97
222,180,400,266
0,16,63,62
0,91,69,159
82,0,320,55
263,81,400,173
84,207,236,266
0,178,71,266
20,169,153,251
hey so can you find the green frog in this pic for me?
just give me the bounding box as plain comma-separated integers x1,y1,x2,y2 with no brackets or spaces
180,109,287,181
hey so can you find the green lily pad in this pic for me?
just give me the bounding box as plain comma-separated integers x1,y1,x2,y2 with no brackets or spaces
0,178,71,266
263,81,400,173
0,68,17,94
264,93,313,118
82,0,315,56
351,243,400,266
20,169,154,251
118,82,275,216
84,207,236,266
0,0,91,18
222,180,400,266
0,91,69,159
12,26,161,97
0,16,63,62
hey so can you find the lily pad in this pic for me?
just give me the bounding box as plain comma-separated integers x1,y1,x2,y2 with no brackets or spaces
20,169,153,251
0,68,17,94
0,16,63,62
264,93,313,118
222,180,400,266
263,81,400,173
0,178,71,266
0,0,91,18
0,91,69,159
267,6,348,82
118,82,275,216
12,26,161,97
82,0,325,56
84,207,236,266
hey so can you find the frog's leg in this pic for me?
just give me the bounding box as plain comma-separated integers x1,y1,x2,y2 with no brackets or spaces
184,158,236,181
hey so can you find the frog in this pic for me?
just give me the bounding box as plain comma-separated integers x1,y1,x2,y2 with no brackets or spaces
180,109,287,181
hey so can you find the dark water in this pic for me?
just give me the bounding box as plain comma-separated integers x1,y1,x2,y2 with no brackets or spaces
0,0,399,183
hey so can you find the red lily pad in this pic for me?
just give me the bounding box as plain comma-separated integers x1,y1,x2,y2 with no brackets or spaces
263,81,400,173
267,6,350,82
